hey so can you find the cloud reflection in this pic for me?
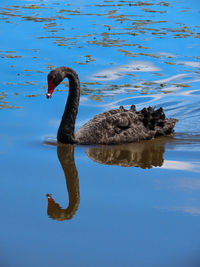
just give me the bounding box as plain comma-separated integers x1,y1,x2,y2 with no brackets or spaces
154,73,200,85
168,206,200,216
178,61,200,68
91,61,161,81
160,160,200,172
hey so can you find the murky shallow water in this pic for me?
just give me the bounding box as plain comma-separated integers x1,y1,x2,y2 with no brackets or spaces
0,0,200,266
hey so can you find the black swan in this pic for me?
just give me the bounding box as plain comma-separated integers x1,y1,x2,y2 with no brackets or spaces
46,66,178,144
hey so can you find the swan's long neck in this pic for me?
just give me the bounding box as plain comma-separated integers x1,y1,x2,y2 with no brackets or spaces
57,67,80,144
58,145,80,219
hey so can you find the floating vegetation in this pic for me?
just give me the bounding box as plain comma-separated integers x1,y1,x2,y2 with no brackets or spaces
25,81,37,85
164,61,176,65
158,2,170,7
0,51,21,59
46,64,55,70
0,0,199,107
26,94,40,97
0,92,20,109
43,22,58,29
22,16,55,23
143,81,156,86
175,83,191,88
89,95,102,102
0,102,20,109
117,49,133,56
74,55,96,65
22,5,42,9
24,69,44,73
82,82,102,86
57,9,80,14
142,8,167,14
117,50,161,59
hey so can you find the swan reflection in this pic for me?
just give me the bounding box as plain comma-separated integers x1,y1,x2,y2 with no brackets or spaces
86,137,170,168
46,144,80,221
46,137,171,221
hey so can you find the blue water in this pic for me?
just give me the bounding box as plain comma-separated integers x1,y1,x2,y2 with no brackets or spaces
0,0,200,266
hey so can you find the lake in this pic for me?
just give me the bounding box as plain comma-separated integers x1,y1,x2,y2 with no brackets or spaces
0,0,200,266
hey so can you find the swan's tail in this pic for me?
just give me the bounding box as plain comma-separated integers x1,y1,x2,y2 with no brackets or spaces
139,106,178,136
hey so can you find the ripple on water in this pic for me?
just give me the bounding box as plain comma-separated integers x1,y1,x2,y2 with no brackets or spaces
190,90,200,95
0,1,200,266
91,61,161,81
43,136,57,147
113,96,158,108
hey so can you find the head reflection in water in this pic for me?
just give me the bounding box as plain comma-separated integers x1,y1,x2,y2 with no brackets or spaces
46,144,80,221
46,137,171,221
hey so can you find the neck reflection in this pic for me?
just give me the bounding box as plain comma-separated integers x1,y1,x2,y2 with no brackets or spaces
46,137,171,221
46,144,80,221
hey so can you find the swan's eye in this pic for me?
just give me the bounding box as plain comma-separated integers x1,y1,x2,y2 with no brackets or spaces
48,74,55,83
49,75,55,83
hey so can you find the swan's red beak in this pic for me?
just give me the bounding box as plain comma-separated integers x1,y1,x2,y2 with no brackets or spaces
46,79,55,98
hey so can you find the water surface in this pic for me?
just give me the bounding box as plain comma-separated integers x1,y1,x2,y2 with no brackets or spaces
0,0,200,266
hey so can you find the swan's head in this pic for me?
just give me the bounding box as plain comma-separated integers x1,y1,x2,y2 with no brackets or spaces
46,69,63,98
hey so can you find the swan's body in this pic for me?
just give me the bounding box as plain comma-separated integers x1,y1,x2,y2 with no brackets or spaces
47,66,177,145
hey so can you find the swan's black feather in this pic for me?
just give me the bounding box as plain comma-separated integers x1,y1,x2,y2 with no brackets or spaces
47,67,178,145
75,106,178,144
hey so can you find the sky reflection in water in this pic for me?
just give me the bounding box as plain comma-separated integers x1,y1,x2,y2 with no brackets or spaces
0,0,200,266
